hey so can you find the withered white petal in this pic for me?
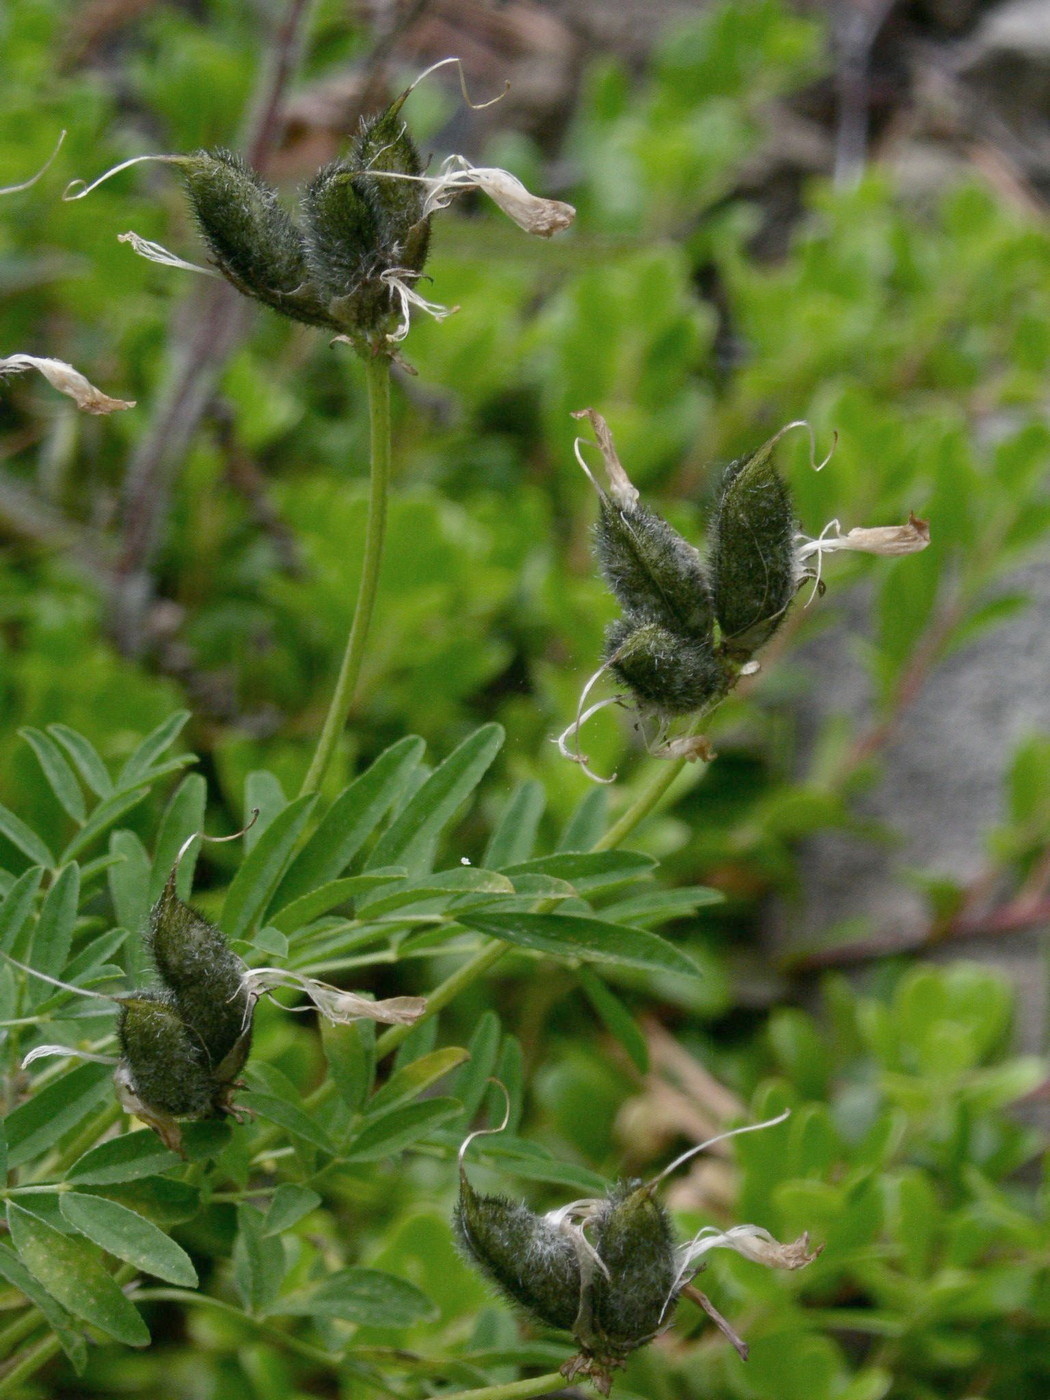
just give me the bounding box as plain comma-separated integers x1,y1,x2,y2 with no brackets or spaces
22,1044,118,1068
678,1223,821,1277
453,162,575,237
571,407,639,508
118,230,219,277
371,155,575,238
797,513,930,562
380,269,457,343
244,967,426,1026
0,354,135,414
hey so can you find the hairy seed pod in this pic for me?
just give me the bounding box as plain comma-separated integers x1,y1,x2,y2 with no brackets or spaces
301,161,382,304
179,149,336,329
146,871,252,1077
708,437,796,660
301,94,430,334
595,497,713,641
604,619,725,716
351,96,430,271
453,1174,582,1332
590,1183,677,1353
115,992,215,1120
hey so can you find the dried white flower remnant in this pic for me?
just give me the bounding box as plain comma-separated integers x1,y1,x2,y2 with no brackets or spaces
571,407,640,509
0,354,135,414
443,160,576,237
371,154,576,239
678,1223,823,1277
118,230,220,277
243,967,426,1027
797,512,930,564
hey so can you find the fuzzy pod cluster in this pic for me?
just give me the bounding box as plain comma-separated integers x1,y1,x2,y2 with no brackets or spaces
455,1171,678,1395
114,868,252,1152
590,422,798,719
173,89,430,349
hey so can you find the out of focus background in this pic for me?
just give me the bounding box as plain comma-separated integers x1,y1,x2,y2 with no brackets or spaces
4,1,1050,1396
6,0,1050,1033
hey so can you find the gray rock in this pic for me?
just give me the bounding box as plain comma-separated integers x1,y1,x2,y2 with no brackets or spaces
779,558,1050,1052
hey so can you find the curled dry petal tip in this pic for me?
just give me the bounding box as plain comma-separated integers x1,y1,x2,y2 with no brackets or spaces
679,1223,822,1276
0,355,135,414
798,513,930,563
571,407,638,509
465,166,575,236
0,130,65,196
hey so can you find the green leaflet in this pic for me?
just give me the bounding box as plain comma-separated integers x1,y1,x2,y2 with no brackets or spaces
60,1192,197,1287
8,1201,150,1347
458,911,701,979
366,725,503,874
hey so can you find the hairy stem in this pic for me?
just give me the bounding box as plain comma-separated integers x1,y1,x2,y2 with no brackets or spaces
431,1372,572,1400
300,354,392,795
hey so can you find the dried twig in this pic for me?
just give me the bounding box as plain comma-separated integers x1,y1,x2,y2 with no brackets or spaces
109,0,436,656
680,1283,750,1361
0,469,116,587
210,399,303,576
832,0,895,189
110,0,317,654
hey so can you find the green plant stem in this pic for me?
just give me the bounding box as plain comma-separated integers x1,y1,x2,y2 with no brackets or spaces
375,751,703,1059
300,353,392,796
132,1289,341,1368
431,1372,572,1400
0,1310,43,1362
46,1101,122,1179
593,752,691,851
375,940,508,1059
0,1331,60,1397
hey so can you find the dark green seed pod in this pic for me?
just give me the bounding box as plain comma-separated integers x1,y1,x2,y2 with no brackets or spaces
301,160,382,304
146,871,252,1077
590,1183,678,1353
708,436,797,660
595,497,713,641
115,992,215,1119
604,619,726,716
179,149,336,330
350,97,430,270
301,93,430,336
453,1174,582,1333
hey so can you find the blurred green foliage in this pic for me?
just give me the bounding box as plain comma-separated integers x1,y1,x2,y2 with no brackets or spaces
1,0,1049,1396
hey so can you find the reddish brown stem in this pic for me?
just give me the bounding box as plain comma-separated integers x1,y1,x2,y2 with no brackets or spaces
680,1283,749,1361
837,592,967,778
787,891,1050,973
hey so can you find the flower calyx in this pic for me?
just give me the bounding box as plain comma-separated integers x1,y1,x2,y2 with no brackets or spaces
118,819,425,1153
453,1104,817,1394
562,412,929,779
64,59,573,357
